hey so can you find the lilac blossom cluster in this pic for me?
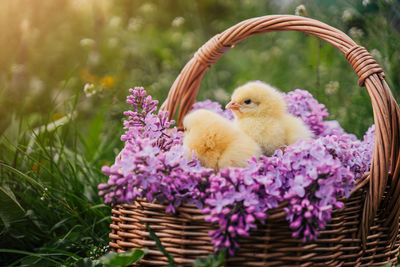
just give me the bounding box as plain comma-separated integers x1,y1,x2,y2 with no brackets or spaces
99,87,375,255
203,135,366,251
319,131,373,180
280,139,355,242
98,87,213,211
121,87,181,151
203,156,283,254
192,99,234,120
284,89,332,137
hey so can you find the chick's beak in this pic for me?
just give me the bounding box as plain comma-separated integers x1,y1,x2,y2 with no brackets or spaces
225,101,241,111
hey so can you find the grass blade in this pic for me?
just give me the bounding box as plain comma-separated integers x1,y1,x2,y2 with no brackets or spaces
146,223,176,267
0,184,25,228
0,249,63,265
0,161,45,190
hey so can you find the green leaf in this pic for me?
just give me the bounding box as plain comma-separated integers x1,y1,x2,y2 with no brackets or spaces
97,249,146,267
84,111,104,161
0,161,45,190
146,223,176,267
194,249,226,267
74,257,96,267
0,185,25,228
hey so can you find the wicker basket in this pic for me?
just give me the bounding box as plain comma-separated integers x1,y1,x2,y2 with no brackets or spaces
109,15,400,266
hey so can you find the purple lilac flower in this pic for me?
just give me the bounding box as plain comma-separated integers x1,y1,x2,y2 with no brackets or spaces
99,86,375,255
284,89,329,136
362,125,375,168
279,139,355,241
318,132,371,181
320,120,346,136
99,87,212,209
192,99,234,120
121,88,182,151
203,156,283,254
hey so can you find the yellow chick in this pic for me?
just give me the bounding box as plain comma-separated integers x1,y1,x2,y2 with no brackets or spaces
226,81,313,155
183,109,262,170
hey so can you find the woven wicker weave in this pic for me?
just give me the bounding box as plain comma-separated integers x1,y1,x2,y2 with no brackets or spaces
109,15,400,266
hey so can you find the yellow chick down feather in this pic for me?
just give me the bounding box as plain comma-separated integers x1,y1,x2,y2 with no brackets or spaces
226,81,313,156
183,109,262,171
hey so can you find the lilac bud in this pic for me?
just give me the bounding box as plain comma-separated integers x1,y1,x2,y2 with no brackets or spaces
205,215,213,222
304,225,311,236
98,183,110,190
334,201,344,209
246,206,255,213
202,207,211,214
236,228,249,237
245,214,255,224
290,216,303,229
224,238,231,247
222,207,231,215
254,211,267,220
231,213,239,222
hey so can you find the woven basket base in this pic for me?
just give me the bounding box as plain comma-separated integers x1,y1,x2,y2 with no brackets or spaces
109,190,400,266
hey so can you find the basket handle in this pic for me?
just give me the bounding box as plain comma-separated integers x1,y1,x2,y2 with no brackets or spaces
160,15,400,247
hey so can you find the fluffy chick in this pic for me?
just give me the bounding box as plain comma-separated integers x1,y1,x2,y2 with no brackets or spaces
183,109,261,170
226,81,313,155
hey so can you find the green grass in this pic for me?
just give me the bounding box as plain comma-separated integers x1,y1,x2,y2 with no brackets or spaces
0,0,399,266
0,99,115,266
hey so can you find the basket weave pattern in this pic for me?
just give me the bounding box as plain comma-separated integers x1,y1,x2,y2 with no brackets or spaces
109,193,400,266
109,15,400,266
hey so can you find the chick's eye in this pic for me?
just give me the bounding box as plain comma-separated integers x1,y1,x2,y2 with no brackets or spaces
244,99,251,105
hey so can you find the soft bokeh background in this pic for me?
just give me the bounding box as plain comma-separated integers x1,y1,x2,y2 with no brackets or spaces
0,0,399,265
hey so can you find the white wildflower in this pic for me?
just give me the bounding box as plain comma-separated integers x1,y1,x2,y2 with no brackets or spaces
325,81,340,95
10,64,25,75
79,38,96,48
172,17,185,27
80,38,95,48
370,48,382,63
342,9,354,23
128,17,143,31
140,3,155,15
295,5,308,17
362,0,370,6
84,83,96,97
349,27,364,40
29,77,44,94
109,16,121,28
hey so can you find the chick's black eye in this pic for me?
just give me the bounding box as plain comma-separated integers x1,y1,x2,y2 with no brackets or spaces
244,99,251,105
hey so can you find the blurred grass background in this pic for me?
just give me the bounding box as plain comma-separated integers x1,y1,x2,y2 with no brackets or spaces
0,0,399,266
